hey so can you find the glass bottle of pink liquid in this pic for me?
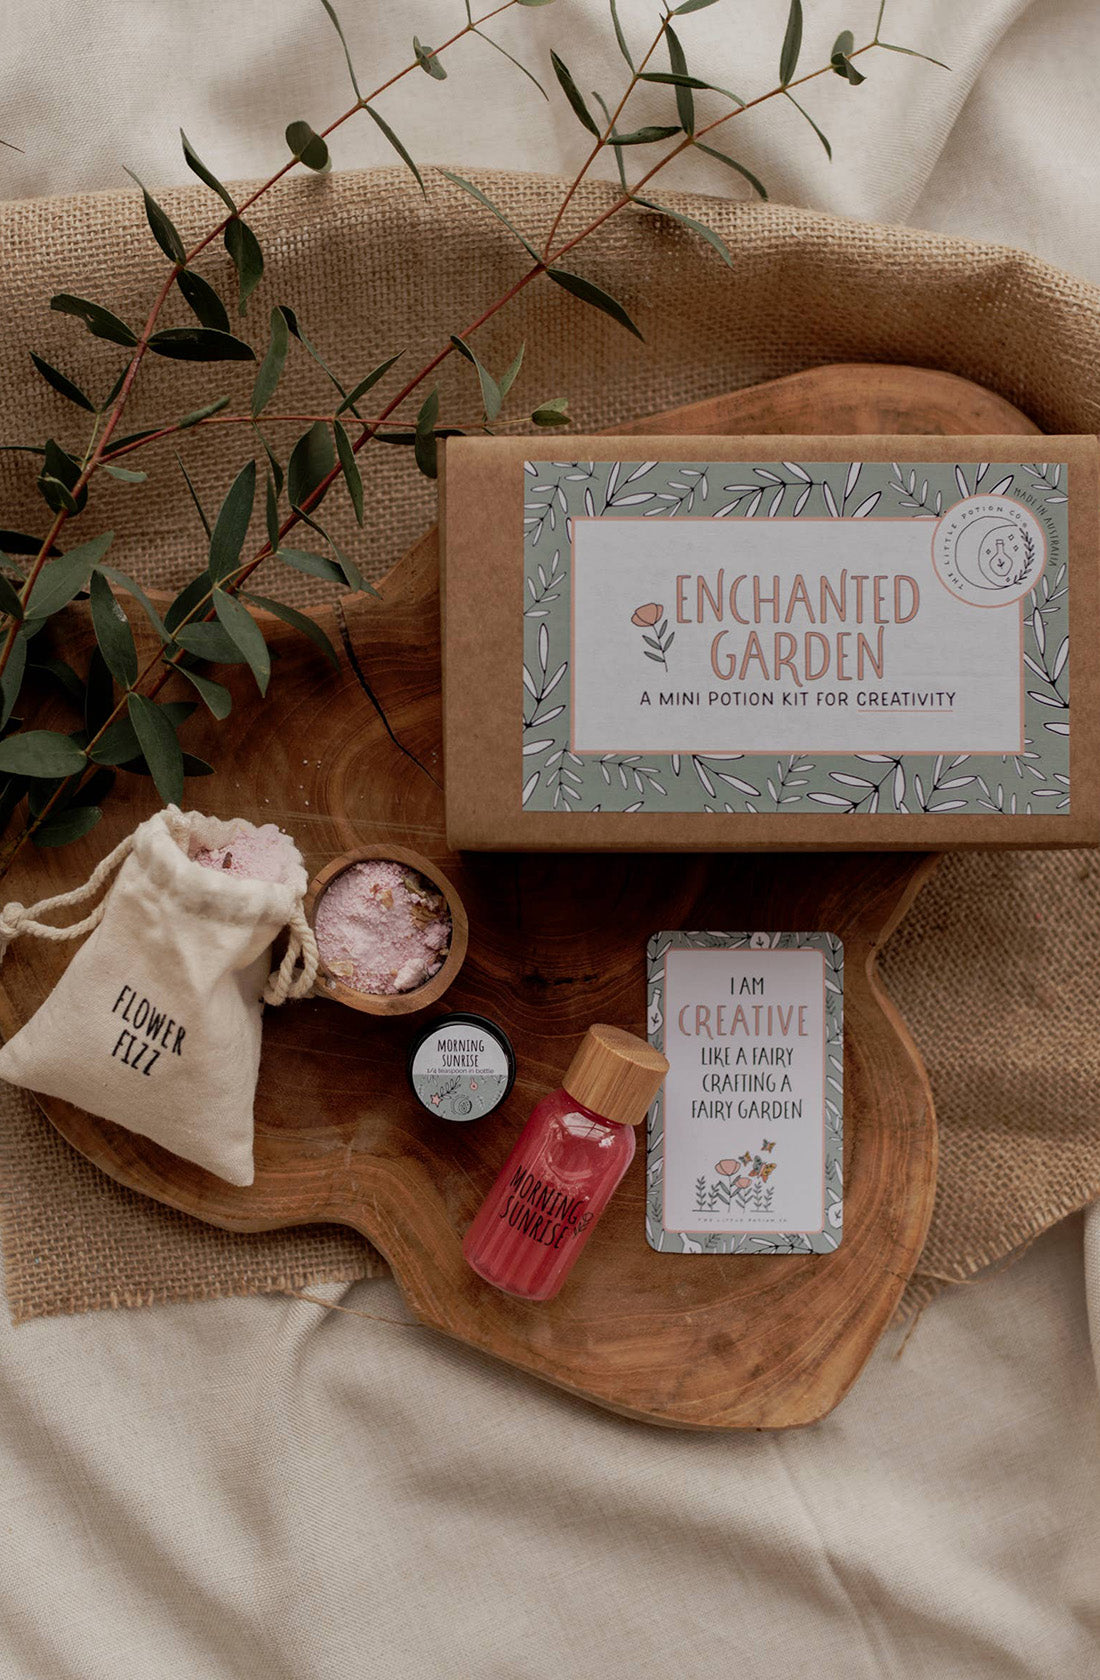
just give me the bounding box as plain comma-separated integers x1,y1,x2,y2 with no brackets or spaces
462,1024,669,1301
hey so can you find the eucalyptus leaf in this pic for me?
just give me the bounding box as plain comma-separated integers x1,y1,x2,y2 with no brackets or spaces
277,548,345,586
32,805,103,847
634,196,733,266
254,423,284,497
609,0,633,67
293,512,370,593
319,0,362,99
88,716,143,764
223,217,264,315
833,28,855,55
180,130,236,212
469,27,548,97
285,120,330,171
29,353,95,412
98,563,169,643
28,654,83,706
208,459,256,582
251,307,289,418
0,730,87,779
336,352,404,414
831,49,865,83
50,294,137,347
0,530,58,557
287,422,335,509
673,0,722,10
413,37,447,79
24,532,113,628
691,138,767,197
39,440,87,514
333,420,364,524
438,171,539,261
277,305,354,409
499,343,525,398
450,336,503,421
0,573,23,622
877,40,950,69
363,105,424,195
175,453,212,538
784,90,832,158
176,268,231,332
550,51,600,136
265,473,281,551
173,621,247,664
213,589,270,695
606,124,680,145
127,693,185,805
531,398,571,426
178,394,231,429
241,592,340,668
0,633,27,729
124,169,187,265
414,388,439,480
547,268,643,340
37,474,78,517
100,463,147,484
89,570,138,688
177,666,233,719
165,572,215,633
148,327,255,362
665,23,694,133
779,0,803,84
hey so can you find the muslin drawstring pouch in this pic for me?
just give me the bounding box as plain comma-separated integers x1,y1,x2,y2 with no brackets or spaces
0,806,318,1186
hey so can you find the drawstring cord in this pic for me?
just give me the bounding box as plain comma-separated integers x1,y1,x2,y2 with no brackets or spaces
263,904,319,1006
0,819,317,1005
0,832,136,961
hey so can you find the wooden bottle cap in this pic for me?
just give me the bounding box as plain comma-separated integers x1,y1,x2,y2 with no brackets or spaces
562,1023,670,1127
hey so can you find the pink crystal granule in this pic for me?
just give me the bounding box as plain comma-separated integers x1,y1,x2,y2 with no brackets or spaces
191,823,299,885
314,859,452,995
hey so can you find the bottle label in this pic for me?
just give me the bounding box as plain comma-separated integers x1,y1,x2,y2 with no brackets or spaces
496,1161,592,1251
410,1025,511,1121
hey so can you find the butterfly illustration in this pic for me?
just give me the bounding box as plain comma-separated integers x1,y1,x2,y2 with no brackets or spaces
739,1150,753,1166
759,1163,777,1182
761,1139,776,1153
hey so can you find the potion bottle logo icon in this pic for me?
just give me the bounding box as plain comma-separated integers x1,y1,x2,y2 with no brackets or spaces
932,494,1046,607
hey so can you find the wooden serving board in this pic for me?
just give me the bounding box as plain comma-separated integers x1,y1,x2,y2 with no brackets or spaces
0,365,1038,1428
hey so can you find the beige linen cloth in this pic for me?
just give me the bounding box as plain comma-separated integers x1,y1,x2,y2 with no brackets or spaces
2,1,1100,1675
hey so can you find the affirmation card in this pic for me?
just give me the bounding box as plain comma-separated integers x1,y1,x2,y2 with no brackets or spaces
645,931,843,1255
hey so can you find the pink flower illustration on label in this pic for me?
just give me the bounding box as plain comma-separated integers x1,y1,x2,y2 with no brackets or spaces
631,602,675,669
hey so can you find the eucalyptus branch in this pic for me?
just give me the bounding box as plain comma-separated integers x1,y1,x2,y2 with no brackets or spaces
0,0,943,870
0,0,530,689
539,14,669,260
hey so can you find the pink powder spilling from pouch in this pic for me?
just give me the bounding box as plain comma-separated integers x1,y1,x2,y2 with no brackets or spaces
314,859,452,995
191,824,297,885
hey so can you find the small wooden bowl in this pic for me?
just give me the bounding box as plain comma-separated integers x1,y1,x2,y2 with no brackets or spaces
306,844,469,1017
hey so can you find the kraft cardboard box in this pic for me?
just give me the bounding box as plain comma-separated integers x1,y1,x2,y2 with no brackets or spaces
441,435,1100,851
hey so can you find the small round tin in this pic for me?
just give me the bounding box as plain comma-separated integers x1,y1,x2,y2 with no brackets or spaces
407,1014,516,1123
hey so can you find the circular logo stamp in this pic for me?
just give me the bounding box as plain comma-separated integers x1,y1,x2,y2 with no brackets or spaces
932,495,1046,607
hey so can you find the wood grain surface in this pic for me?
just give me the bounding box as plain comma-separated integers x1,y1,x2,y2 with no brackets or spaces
0,364,1039,1427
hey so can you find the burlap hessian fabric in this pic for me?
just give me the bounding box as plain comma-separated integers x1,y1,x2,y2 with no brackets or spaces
2,167,1100,1322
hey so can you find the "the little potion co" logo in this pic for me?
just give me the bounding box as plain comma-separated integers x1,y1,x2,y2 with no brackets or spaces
932,495,1046,607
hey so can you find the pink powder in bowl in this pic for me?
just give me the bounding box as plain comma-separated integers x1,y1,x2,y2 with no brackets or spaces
314,859,452,996
191,823,299,885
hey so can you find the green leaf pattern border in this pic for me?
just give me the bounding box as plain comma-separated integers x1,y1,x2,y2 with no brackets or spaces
645,930,844,1256
522,460,1070,815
